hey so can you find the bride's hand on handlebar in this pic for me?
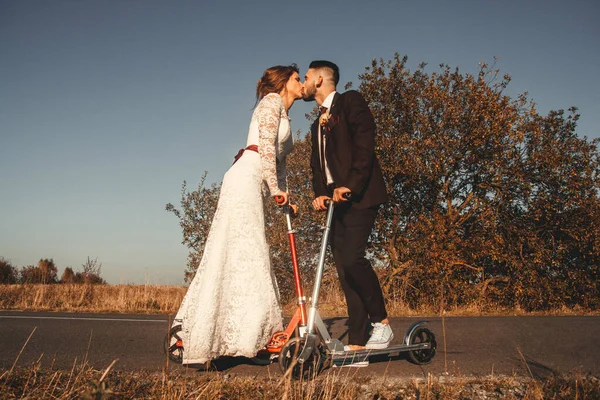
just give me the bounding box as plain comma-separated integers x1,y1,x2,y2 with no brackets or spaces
274,191,289,206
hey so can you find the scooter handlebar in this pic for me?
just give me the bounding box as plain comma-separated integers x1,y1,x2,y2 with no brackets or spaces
275,195,299,217
274,195,286,205
324,192,352,206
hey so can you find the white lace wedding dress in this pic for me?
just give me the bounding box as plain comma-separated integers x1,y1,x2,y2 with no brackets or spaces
174,93,293,364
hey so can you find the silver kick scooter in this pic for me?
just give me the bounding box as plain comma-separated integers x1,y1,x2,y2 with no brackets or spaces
278,198,437,380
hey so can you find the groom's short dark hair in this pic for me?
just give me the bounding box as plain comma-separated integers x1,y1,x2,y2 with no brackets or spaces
309,60,339,87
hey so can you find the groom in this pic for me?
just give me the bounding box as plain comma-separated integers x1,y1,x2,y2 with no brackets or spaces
303,60,392,353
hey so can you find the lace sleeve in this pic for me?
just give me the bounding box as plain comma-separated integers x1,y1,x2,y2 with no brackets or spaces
257,94,284,195
276,156,287,193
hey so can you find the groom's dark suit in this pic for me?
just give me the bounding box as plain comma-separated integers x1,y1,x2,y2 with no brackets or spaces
310,90,388,346
310,91,387,208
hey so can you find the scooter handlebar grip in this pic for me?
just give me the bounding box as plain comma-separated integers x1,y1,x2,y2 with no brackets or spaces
323,192,351,207
274,195,285,204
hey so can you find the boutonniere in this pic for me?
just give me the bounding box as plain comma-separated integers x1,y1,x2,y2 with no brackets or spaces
319,110,331,127
319,110,340,132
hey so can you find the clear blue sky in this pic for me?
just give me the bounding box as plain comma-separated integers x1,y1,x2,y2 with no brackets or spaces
1,1,598,285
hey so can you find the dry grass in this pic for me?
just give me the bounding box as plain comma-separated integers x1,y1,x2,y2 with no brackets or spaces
0,284,186,314
1,359,599,399
0,282,598,317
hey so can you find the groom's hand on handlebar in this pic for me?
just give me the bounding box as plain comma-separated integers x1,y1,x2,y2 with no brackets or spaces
333,187,352,203
312,196,330,211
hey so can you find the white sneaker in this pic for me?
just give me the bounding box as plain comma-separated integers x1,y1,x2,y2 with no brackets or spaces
365,322,394,349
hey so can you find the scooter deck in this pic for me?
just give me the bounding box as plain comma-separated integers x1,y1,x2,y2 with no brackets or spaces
330,342,432,366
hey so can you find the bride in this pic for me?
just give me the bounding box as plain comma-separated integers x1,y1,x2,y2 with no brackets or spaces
174,64,304,364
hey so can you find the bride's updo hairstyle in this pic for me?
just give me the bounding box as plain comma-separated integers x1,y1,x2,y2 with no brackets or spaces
255,64,299,106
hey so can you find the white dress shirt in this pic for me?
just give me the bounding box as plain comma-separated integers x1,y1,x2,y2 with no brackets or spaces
319,91,336,185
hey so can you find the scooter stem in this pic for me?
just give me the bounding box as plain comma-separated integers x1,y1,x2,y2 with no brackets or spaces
284,206,308,326
306,200,335,333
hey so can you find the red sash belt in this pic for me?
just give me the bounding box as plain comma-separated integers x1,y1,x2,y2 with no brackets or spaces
233,144,259,164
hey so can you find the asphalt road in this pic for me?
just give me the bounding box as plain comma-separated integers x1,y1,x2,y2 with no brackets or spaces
1,311,598,379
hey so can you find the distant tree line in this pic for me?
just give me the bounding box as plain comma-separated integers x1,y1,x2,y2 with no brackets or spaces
0,256,106,285
167,54,599,311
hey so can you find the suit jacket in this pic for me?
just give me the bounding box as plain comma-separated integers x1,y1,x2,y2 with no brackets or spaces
310,90,388,209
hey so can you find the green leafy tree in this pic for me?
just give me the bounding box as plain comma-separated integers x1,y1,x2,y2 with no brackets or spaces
20,258,58,284
166,173,221,283
0,257,18,284
70,257,106,284
61,267,76,283
502,108,600,309
358,54,600,310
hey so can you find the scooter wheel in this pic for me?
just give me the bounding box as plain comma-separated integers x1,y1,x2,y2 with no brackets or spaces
278,337,321,380
407,326,437,365
164,324,184,364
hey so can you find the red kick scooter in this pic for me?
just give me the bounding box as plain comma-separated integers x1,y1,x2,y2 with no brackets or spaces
263,196,309,353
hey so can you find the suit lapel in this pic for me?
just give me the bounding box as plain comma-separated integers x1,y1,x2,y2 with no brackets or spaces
329,92,341,116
